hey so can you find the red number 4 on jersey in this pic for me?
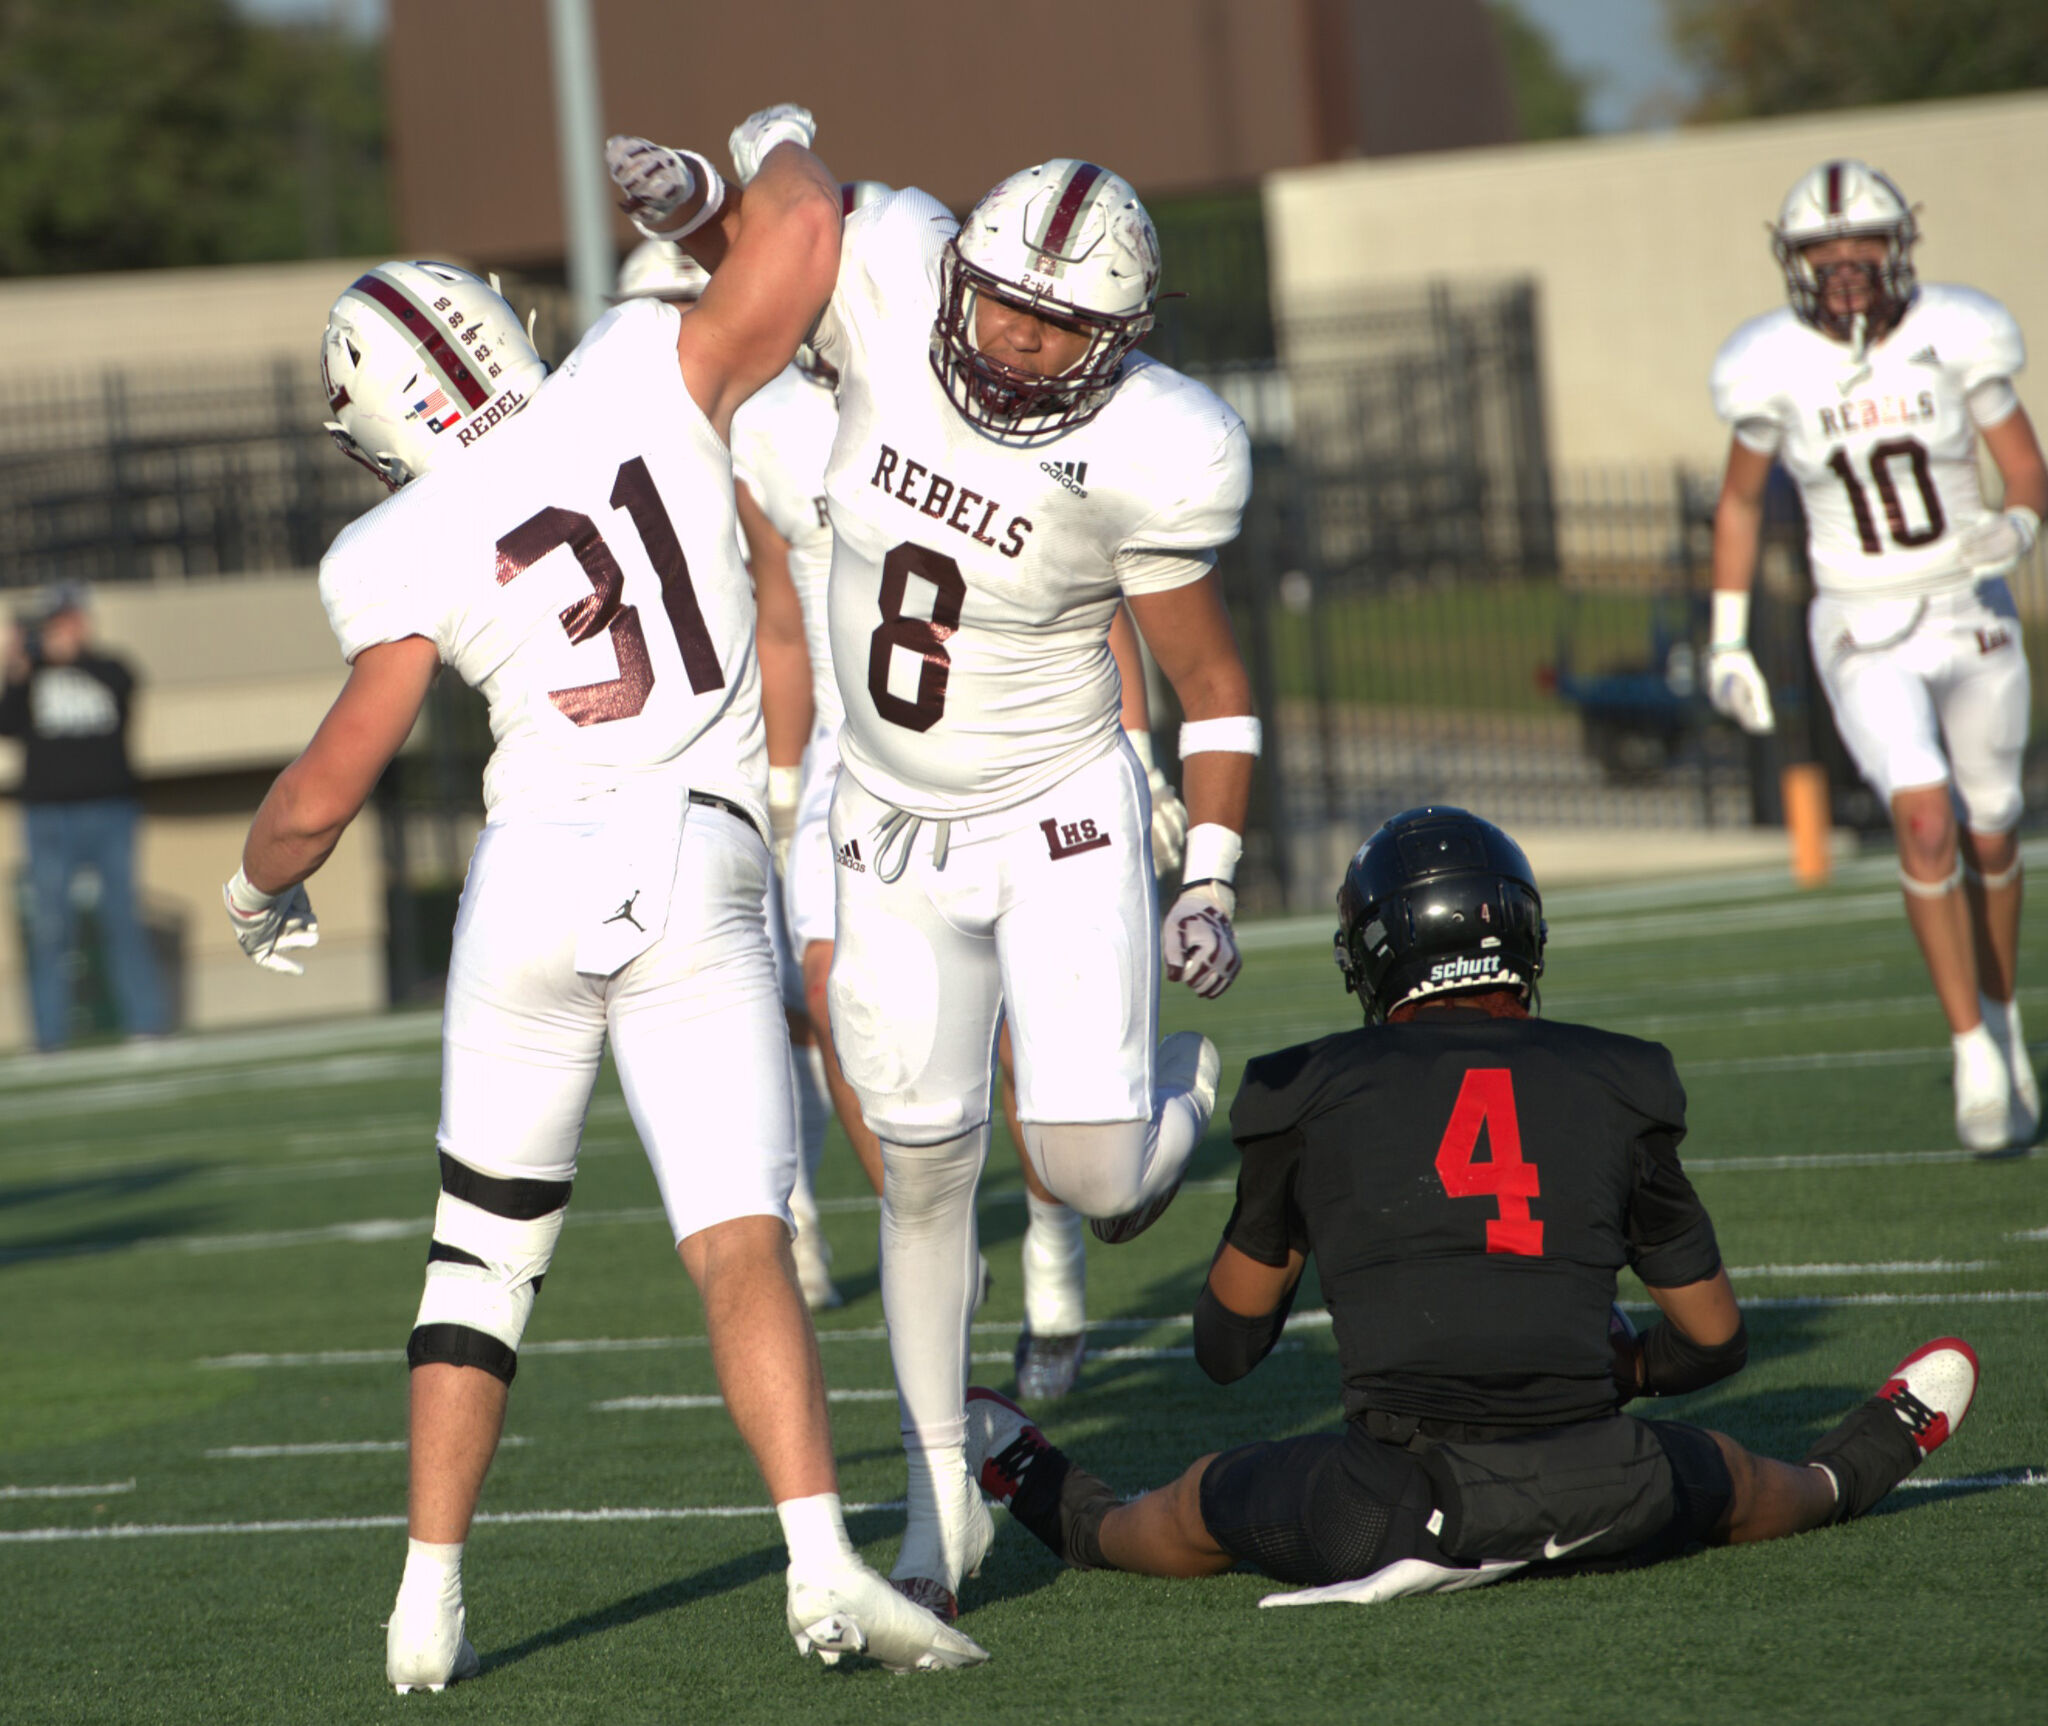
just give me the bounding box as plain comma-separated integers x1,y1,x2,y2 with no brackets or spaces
1434,1067,1544,1256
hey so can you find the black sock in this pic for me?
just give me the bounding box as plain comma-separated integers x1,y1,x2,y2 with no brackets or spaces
998,1433,1119,1570
1804,1396,1923,1523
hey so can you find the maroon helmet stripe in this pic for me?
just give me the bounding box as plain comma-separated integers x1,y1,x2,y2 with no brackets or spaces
1825,162,1842,215
1039,163,1105,257
350,274,491,408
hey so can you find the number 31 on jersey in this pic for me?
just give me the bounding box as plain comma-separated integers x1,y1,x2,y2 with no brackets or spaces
1434,1067,1544,1256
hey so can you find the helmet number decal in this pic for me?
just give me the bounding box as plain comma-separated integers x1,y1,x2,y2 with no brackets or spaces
1825,436,1945,555
496,458,725,727
1433,1068,1543,1256
867,541,966,732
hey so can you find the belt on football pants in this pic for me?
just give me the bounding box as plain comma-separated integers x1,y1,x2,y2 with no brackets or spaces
688,790,765,847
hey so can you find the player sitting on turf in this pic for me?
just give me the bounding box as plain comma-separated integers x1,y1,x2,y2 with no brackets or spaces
1707,159,2048,1152
224,122,983,1686
964,807,1980,1601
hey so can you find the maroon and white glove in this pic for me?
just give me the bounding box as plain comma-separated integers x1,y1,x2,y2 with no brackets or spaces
604,134,723,241
1162,881,1240,999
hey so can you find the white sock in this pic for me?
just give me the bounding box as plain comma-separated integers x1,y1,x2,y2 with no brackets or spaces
878,1128,989,1453
777,1492,859,1575
1022,1193,1086,1335
398,1537,463,1604
1980,993,2024,1055
1954,1022,2001,1067
895,1442,975,1583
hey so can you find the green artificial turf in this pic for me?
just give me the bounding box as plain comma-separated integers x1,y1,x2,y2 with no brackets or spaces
4,847,2047,1723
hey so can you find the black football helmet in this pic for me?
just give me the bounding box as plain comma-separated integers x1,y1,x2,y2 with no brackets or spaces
1334,806,1546,1023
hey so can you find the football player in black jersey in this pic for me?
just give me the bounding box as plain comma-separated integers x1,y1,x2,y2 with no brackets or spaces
964,807,1980,1601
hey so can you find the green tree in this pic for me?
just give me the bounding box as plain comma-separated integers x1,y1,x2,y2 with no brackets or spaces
0,0,390,276
1490,1,1591,141
1669,0,2048,120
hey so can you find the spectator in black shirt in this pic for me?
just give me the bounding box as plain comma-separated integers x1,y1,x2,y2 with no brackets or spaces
1,585,165,1050
965,807,1980,1603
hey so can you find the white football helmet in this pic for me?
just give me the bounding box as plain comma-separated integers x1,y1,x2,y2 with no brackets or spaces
320,261,545,490
1771,160,1920,344
931,159,1159,444
612,238,712,304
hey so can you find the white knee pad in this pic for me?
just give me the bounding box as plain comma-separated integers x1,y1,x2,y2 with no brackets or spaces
1021,1120,1152,1220
408,1154,571,1385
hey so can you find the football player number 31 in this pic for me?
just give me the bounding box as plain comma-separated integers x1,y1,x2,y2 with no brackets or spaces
868,541,966,732
1435,1068,1544,1256
494,457,725,727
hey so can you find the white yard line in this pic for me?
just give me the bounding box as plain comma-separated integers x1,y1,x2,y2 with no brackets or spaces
1722,1261,1991,1277
0,1480,135,1500
205,1438,529,1459
0,1501,909,1545
596,1391,898,1411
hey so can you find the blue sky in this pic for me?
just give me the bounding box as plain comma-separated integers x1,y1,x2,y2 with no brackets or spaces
236,0,1695,135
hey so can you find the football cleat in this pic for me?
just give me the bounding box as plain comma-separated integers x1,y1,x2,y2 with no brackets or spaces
1091,1033,1218,1244
1953,1030,2012,1151
1014,1328,1086,1402
385,1594,480,1694
1878,1336,1979,1458
787,1562,989,1672
889,1451,994,1625
965,1386,1050,1507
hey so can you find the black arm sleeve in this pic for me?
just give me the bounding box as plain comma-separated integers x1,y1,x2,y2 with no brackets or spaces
0,674,28,739
1639,1315,1748,1396
1193,1275,1300,1385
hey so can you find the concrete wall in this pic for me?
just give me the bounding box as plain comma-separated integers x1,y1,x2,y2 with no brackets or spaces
1264,92,2048,473
0,575,388,1051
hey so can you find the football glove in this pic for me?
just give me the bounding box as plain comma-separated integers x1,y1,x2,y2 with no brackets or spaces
604,134,702,239
1955,505,2041,580
1162,881,1240,1000
223,869,318,975
1706,643,1775,735
727,104,816,184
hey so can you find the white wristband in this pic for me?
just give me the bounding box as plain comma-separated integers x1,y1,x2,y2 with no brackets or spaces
768,764,802,806
226,866,278,915
1179,715,1262,758
2009,504,2042,551
1126,728,1157,771
1181,823,1242,888
1710,589,1751,650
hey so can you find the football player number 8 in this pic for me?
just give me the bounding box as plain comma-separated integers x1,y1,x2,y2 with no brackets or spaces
1826,437,1945,554
868,541,967,732
495,457,726,727
1434,1068,1544,1256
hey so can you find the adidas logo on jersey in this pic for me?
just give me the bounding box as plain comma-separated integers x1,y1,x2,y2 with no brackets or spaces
1041,459,1090,497
1426,953,1504,983
835,838,866,873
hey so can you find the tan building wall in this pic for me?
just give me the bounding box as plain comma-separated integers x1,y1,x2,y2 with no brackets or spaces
1264,91,2048,475
0,575,388,1051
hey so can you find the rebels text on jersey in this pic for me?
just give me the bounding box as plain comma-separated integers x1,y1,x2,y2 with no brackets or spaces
732,364,841,734
1225,1010,1722,1429
810,189,1252,819
318,299,766,828
1711,285,2026,599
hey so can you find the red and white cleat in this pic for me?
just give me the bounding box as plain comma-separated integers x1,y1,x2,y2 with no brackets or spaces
1877,1336,1980,1458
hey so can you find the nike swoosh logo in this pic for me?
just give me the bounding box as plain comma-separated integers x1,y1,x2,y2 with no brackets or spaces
1541,1526,1611,1561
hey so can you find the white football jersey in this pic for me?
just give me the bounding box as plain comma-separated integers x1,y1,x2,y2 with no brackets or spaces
810,188,1252,818
1711,285,2026,599
732,365,841,732
319,298,766,828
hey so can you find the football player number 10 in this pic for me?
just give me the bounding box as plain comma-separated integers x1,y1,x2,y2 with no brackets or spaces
1825,435,1945,555
495,456,727,728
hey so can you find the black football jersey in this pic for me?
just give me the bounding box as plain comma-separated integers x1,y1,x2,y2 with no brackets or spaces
1224,1008,1721,1429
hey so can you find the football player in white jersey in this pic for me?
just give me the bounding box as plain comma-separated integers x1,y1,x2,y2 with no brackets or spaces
221,133,984,1685
613,235,843,1310
1709,160,2048,1151
610,109,1260,1624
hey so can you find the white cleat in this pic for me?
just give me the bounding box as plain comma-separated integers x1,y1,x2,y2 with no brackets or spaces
890,1451,995,1626
787,1562,990,1671
1878,1335,1980,1459
386,1593,480,1694
1953,1029,2013,1151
